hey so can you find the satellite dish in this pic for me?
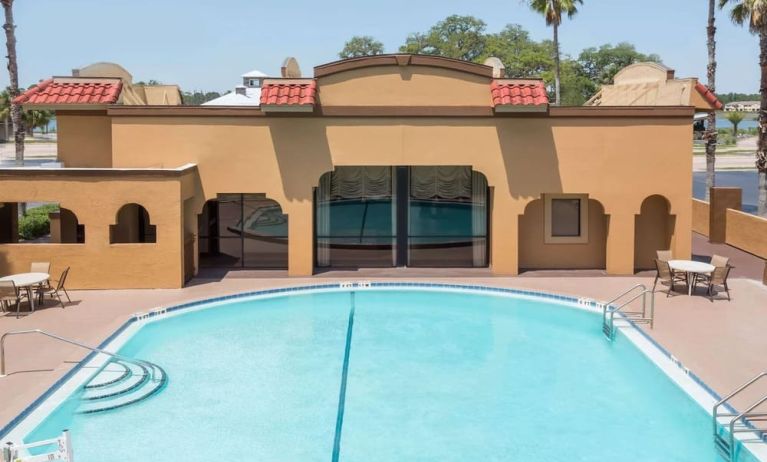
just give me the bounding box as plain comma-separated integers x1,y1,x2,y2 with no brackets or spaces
281,57,302,78
483,57,506,78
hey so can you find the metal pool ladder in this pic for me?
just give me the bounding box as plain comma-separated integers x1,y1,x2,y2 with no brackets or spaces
713,371,767,461
601,284,655,340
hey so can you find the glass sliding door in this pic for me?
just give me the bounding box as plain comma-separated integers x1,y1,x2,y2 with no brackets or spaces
313,166,488,269
407,167,488,267
315,167,396,268
198,194,288,269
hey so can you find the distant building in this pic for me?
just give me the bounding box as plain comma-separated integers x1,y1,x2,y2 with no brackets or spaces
585,62,722,111
202,69,268,106
724,101,760,112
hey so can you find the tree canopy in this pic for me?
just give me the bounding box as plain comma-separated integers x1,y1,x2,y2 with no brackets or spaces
339,36,385,59
391,16,663,105
400,15,487,62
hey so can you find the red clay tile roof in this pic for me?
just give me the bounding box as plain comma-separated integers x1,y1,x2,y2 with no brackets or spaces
491,80,548,107
694,82,723,110
260,80,317,106
13,79,123,105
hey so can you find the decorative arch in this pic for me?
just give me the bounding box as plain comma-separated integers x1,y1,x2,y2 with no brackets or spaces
518,195,608,271
57,208,85,243
110,203,156,244
634,195,676,270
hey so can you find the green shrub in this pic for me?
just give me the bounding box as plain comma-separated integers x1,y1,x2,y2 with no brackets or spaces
18,204,59,241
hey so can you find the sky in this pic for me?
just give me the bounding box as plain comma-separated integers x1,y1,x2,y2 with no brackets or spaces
1,0,759,94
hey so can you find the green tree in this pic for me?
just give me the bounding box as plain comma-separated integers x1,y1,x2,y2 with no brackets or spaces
480,24,553,78
724,111,745,136
400,15,487,61
23,109,53,136
339,36,384,59
528,0,583,105
182,91,223,105
720,0,767,216
577,43,660,85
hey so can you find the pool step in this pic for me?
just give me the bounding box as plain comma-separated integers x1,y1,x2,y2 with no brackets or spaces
84,361,130,389
78,360,167,414
81,361,149,400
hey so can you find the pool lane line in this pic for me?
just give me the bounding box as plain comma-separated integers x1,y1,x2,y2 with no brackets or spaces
332,291,356,462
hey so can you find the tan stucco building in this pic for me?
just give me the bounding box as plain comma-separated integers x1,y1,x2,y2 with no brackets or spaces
0,56,719,289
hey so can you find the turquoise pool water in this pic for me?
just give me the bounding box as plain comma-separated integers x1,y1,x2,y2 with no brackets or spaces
23,289,746,461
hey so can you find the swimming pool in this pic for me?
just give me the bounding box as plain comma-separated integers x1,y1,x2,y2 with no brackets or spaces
3,285,764,461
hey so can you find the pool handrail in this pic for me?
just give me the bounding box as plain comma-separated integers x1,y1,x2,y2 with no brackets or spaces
601,284,655,339
713,371,767,460
0,329,160,380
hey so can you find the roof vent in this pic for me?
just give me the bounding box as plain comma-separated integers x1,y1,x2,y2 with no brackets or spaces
483,57,506,78
235,85,247,96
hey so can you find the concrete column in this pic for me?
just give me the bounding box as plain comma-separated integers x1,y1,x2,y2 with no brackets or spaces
490,190,519,275
709,187,742,243
287,200,314,276
606,213,635,275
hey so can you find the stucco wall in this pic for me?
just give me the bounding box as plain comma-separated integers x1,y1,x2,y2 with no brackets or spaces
0,173,190,289
57,112,113,168
692,198,710,236
317,66,492,106
518,198,607,269
725,209,767,259
109,114,693,276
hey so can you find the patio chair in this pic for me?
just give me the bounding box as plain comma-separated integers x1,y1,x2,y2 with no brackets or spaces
30,261,52,296
697,265,733,301
0,280,29,318
653,259,685,296
38,267,71,309
656,250,673,262
710,254,730,268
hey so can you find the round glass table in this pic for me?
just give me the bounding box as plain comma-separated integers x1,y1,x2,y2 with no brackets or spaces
667,260,715,295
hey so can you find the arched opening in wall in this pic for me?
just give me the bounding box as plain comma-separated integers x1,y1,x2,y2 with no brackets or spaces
634,195,675,271
0,202,85,244
198,194,288,269
110,204,156,244
518,195,607,271
314,166,489,269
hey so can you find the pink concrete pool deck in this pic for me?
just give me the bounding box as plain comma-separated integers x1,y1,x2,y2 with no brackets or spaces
1,272,767,431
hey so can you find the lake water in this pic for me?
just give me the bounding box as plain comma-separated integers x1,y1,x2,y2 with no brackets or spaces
693,170,758,213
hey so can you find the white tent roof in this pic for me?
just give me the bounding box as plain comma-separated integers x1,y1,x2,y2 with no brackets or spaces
241,69,268,78
202,87,261,106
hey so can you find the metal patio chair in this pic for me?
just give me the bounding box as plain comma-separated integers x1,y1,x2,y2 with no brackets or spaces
38,267,71,309
653,259,685,296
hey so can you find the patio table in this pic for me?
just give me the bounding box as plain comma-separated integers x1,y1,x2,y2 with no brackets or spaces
0,272,50,313
668,260,715,296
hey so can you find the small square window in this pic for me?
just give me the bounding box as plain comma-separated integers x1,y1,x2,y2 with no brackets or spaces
544,194,589,244
551,198,581,237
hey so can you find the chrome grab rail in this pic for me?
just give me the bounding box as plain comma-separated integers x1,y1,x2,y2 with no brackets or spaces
604,284,647,307
0,329,158,380
712,372,767,460
601,285,655,340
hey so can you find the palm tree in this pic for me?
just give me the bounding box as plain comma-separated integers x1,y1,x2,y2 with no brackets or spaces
1,0,24,165
529,0,583,105
724,111,745,136
720,0,767,216
705,0,718,201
